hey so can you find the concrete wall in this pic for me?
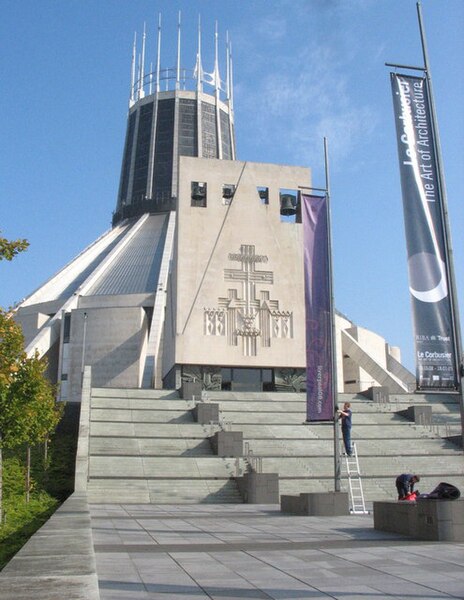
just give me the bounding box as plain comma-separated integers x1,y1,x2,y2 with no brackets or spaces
335,313,354,393
15,311,51,346
162,157,412,393
163,158,310,376
68,306,148,402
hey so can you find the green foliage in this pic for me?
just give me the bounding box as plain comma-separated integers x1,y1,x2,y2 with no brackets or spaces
2,456,25,498
0,233,72,568
0,309,62,451
0,422,77,570
0,309,67,565
0,309,25,389
7,353,63,448
0,233,29,262
0,481,58,569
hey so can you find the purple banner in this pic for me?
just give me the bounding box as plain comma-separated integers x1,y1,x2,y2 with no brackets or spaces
390,73,459,389
302,194,334,421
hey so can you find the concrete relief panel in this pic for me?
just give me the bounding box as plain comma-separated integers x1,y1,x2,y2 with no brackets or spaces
204,244,293,357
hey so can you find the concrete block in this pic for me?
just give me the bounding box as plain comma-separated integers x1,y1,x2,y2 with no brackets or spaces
211,430,243,457
405,405,432,425
238,472,279,504
280,492,349,516
301,492,349,516
193,403,219,424
280,495,303,513
373,500,464,541
362,386,389,403
182,381,202,401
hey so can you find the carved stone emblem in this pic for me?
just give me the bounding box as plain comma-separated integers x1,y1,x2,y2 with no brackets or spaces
204,244,293,356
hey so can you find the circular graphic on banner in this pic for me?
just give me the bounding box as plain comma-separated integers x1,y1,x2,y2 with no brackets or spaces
408,251,448,303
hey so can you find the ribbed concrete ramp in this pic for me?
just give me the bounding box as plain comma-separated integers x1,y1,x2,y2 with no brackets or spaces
87,388,243,504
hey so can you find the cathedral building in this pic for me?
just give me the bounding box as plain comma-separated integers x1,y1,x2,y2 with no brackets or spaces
13,19,414,402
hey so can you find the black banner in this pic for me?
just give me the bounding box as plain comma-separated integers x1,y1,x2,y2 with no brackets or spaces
390,73,458,389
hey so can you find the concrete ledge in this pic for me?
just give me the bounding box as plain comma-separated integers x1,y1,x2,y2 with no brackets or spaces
237,472,279,504
211,430,243,457
74,366,92,492
193,402,219,424
0,492,100,599
281,492,349,516
373,499,464,541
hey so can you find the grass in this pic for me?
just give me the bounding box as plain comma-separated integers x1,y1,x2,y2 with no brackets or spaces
0,404,79,570
0,489,59,569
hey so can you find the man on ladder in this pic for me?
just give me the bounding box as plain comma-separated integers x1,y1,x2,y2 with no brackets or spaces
338,402,352,456
338,403,368,513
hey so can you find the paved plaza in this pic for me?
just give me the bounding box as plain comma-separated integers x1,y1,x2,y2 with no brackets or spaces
2,494,463,600
91,503,464,600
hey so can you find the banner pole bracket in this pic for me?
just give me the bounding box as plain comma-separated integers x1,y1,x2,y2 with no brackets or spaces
385,61,425,72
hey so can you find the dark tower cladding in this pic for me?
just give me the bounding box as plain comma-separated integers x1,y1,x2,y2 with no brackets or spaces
112,17,236,225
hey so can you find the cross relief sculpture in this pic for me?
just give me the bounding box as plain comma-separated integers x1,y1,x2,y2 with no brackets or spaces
204,244,293,356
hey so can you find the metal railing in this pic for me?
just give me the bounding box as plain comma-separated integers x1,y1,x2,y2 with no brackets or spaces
417,413,461,439
243,441,263,473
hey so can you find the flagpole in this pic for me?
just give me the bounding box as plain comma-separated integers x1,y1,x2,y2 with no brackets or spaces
299,140,340,490
417,2,464,449
323,138,341,491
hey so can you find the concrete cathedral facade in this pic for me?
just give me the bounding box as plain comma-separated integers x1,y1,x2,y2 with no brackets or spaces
13,20,414,402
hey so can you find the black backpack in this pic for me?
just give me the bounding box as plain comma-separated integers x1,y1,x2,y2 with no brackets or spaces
426,482,461,500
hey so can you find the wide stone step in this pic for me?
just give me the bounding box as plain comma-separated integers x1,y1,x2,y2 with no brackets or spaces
88,456,242,478
90,437,214,456
255,455,464,478
232,423,430,437
244,438,461,456
216,411,425,425
92,387,180,400
91,408,194,423
91,397,193,410
352,455,464,476
90,422,217,438
87,478,243,504
205,391,306,402
213,401,308,412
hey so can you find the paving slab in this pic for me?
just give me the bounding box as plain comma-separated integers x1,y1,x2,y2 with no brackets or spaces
91,503,464,600
2,499,463,599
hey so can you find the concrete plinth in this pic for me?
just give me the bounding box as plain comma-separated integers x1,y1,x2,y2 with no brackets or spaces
211,430,243,457
363,386,389,403
181,381,202,401
281,492,349,516
373,499,464,541
402,405,432,425
237,472,279,504
193,402,219,424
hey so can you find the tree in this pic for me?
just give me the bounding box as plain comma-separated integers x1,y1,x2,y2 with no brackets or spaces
0,232,29,262
9,353,62,501
0,309,62,518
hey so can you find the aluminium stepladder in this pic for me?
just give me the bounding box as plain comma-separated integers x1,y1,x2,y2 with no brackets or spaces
343,442,368,514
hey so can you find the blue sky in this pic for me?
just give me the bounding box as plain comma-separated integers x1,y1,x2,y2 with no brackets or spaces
1,0,463,372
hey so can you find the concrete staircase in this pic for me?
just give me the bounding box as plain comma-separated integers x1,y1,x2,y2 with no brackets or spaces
204,390,464,501
87,388,243,503
84,386,463,503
